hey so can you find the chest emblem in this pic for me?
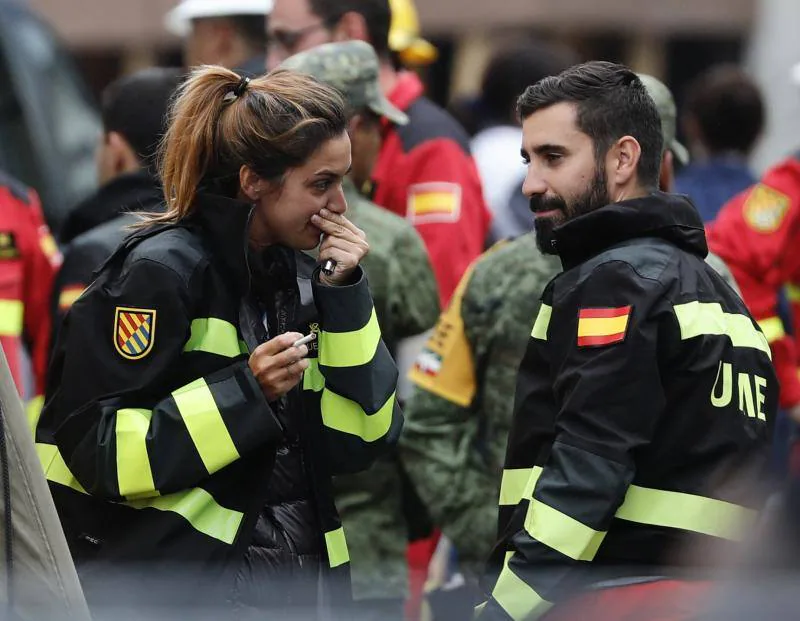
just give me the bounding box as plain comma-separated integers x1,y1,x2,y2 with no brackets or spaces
114,307,156,360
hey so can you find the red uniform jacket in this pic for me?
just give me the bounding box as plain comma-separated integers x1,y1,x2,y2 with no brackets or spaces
0,171,59,404
707,156,800,407
371,72,491,307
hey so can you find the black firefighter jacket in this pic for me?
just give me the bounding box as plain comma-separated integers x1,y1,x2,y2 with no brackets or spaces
479,192,776,620
36,192,403,615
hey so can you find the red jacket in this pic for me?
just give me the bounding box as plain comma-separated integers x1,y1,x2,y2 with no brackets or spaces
707,156,800,408
371,72,490,306
0,171,59,404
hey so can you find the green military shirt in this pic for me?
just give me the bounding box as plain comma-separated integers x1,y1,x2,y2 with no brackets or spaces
334,178,440,601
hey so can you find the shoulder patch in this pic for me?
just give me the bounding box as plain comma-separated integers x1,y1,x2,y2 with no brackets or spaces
409,264,477,406
407,182,462,224
743,184,789,233
114,307,156,360
0,232,19,260
577,306,631,347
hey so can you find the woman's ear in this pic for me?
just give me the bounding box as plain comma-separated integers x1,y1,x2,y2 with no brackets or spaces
239,165,265,202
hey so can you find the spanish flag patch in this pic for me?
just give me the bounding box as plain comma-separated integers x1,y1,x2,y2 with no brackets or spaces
407,182,462,224
577,306,631,347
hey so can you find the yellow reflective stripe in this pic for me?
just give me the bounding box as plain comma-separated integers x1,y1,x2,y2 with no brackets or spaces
183,317,241,358
238,340,249,355
499,467,543,506
530,304,551,340
320,390,394,442
673,301,771,358
126,487,243,545
524,498,605,561
616,485,755,540
578,316,628,337
38,443,86,493
0,299,23,336
173,378,240,474
115,408,156,499
492,551,552,621
38,443,242,544
26,395,44,436
319,308,381,368
757,316,785,344
324,527,350,568
303,358,326,393
786,283,800,303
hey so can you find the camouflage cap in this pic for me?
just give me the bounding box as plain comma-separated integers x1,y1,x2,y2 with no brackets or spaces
638,73,690,166
279,41,408,126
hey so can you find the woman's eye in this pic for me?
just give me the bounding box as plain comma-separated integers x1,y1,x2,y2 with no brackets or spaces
315,179,332,191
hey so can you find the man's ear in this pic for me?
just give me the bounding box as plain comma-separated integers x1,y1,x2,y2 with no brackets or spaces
333,11,370,43
107,131,139,174
608,135,642,189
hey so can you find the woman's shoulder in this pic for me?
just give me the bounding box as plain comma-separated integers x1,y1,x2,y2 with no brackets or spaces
115,224,211,288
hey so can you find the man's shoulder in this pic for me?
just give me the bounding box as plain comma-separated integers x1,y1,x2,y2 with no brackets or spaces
471,235,560,292
349,191,422,248
396,95,471,155
568,238,681,289
0,169,32,204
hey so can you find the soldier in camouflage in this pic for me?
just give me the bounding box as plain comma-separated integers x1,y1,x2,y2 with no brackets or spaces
280,41,440,619
399,71,742,598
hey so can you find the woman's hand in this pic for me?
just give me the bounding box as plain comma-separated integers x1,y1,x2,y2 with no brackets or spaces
248,332,310,401
311,208,369,285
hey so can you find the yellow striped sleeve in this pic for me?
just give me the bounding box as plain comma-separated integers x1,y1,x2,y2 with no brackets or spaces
115,408,157,499
320,390,395,442
319,308,381,368
173,378,240,474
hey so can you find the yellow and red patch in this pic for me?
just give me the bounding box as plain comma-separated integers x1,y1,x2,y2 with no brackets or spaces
743,184,789,233
58,284,86,312
114,306,156,360
577,306,631,347
407,182,462,224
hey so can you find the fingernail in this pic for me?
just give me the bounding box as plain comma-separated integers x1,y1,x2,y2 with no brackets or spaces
320,208,330,217
311,214,320,222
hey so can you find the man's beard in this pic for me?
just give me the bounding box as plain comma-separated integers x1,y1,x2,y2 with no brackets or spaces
531,165,610,255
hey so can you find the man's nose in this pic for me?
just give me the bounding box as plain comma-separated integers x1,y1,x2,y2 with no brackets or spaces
522,169,548,198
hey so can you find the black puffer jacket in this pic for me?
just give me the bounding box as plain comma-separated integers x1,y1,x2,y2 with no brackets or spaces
37,192,402,616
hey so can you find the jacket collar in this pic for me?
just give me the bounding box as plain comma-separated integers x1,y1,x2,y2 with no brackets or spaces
552,191,708,271
188,192,255,293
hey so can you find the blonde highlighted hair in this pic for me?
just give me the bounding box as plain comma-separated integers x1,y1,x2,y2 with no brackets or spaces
146,65,347,225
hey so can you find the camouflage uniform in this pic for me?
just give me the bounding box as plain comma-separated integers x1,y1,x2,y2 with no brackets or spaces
401,235,560,575
400,73,743,584
281,42,441,607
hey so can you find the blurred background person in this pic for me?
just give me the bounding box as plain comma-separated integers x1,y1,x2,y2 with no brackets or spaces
281,39,441,621
164,0,270,74
267,0,490,308
676,65,765,222
0,171,60,420
52,67,184,331
470,38,577,244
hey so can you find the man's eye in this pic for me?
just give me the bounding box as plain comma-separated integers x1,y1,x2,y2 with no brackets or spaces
521,157,530,166
545,153,562,163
